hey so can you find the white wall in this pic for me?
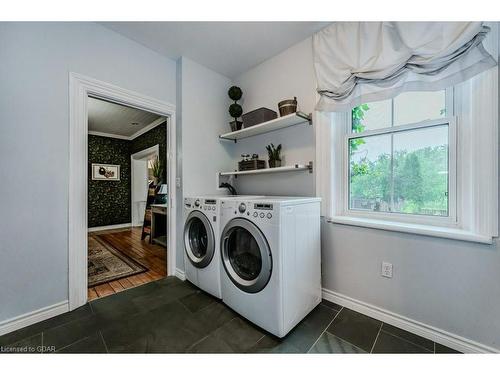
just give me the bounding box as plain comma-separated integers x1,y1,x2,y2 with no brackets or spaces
231,38,316,196
179,57,234,197
176,57,234,269
230,35,500,350
0,22,177,323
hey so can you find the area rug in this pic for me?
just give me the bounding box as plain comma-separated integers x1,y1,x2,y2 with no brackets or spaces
88,235,148,287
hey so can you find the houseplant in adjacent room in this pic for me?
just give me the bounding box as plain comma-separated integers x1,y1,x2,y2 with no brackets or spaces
266,143,282,168
150,155,163,185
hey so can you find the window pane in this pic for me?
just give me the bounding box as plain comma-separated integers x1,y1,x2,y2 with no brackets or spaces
349,125,449,216
352,91,446,134
349,133,392,212
393,91,446,126
392,125,449,216
352,99,391,133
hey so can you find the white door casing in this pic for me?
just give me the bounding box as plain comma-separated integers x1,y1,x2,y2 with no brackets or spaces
131,144,159,226
132,159,148,226
69,72,177,310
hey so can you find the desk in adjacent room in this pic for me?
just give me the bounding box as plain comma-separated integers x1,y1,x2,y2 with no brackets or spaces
151,203,167,248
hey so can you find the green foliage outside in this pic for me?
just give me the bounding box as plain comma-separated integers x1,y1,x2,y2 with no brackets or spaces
351,104,369,149
349,105,448,216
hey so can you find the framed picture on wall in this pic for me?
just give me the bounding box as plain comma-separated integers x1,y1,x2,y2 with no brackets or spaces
91,163,120,181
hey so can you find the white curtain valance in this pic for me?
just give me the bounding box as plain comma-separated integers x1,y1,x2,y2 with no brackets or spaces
313,22,497,112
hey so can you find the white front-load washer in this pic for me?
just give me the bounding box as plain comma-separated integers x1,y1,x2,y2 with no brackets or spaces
219,196,322,337
183,195,263,299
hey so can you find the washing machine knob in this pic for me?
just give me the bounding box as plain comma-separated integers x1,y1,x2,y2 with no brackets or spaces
238,203,246,213
253,212,258,217
194,199,200,207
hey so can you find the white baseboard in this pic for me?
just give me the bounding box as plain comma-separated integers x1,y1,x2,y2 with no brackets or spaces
175,268,186,281
88,223,132,232
0,301,69,336
322,288,498,354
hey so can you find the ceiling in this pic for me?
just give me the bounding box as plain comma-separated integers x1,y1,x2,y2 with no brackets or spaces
100,22,331,78
88,97,163,138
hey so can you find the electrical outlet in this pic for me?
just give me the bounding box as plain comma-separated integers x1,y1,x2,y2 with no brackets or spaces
176,177,181,188
381,262,393,278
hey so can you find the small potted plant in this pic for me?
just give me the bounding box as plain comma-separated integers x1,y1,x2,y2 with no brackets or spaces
266,143,282,168
228,86,243,131
151,155,163,186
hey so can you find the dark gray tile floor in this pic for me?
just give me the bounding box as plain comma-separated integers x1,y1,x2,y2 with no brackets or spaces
0,277,462,354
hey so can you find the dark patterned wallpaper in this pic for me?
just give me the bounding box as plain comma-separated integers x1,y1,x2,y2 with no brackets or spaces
88,135,131,228
131,121,167,183
88,121,167,228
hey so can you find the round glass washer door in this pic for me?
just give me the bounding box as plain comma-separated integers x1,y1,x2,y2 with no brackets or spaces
184,210,215,268
220,218,272,293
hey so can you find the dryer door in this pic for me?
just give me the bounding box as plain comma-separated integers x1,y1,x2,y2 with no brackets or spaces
184,211,215,268
220,218,272,293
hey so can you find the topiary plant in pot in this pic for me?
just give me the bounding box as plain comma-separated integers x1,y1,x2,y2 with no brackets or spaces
228,86,243,131
266,143,282,168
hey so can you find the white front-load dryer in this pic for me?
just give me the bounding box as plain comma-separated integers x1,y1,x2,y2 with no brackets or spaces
183,195,263,299
219,196,322,337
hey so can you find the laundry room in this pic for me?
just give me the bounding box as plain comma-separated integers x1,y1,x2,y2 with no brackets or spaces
1,6,500,373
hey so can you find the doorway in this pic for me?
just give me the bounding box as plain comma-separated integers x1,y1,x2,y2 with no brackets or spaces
69,73,177,310
131,145,159,227
86,97,169,300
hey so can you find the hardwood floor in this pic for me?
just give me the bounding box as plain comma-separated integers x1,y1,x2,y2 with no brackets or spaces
87,227,167,301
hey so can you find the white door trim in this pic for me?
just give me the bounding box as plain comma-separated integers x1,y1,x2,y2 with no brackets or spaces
131,144,159,161
69,72,177,311
131,144,159,227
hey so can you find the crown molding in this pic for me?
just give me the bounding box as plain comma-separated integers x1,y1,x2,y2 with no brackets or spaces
88,117,166,141
88,130,130,140
129,117,166,140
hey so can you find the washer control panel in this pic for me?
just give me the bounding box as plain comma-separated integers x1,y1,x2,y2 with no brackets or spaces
184,197,217,211
184,197,193,208
202,198,217,211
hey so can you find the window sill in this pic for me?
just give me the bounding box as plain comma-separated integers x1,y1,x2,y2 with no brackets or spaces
327,216,493,244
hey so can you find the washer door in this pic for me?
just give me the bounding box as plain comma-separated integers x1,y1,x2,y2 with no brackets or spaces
184,211,215,268
220,218,272,293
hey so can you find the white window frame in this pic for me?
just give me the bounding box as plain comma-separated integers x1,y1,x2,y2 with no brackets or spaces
342,115,457,227
316,51,498,244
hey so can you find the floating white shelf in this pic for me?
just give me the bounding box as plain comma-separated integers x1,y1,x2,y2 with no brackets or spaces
220,162,313,177
219,112,312,141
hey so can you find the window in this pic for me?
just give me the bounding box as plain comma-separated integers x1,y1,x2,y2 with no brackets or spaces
316,26,498,243
318,76,498,243
346,90,456,225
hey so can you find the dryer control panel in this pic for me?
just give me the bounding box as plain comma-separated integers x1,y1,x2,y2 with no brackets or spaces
254,203,273,210
222,200,277,223
251,203,274,219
